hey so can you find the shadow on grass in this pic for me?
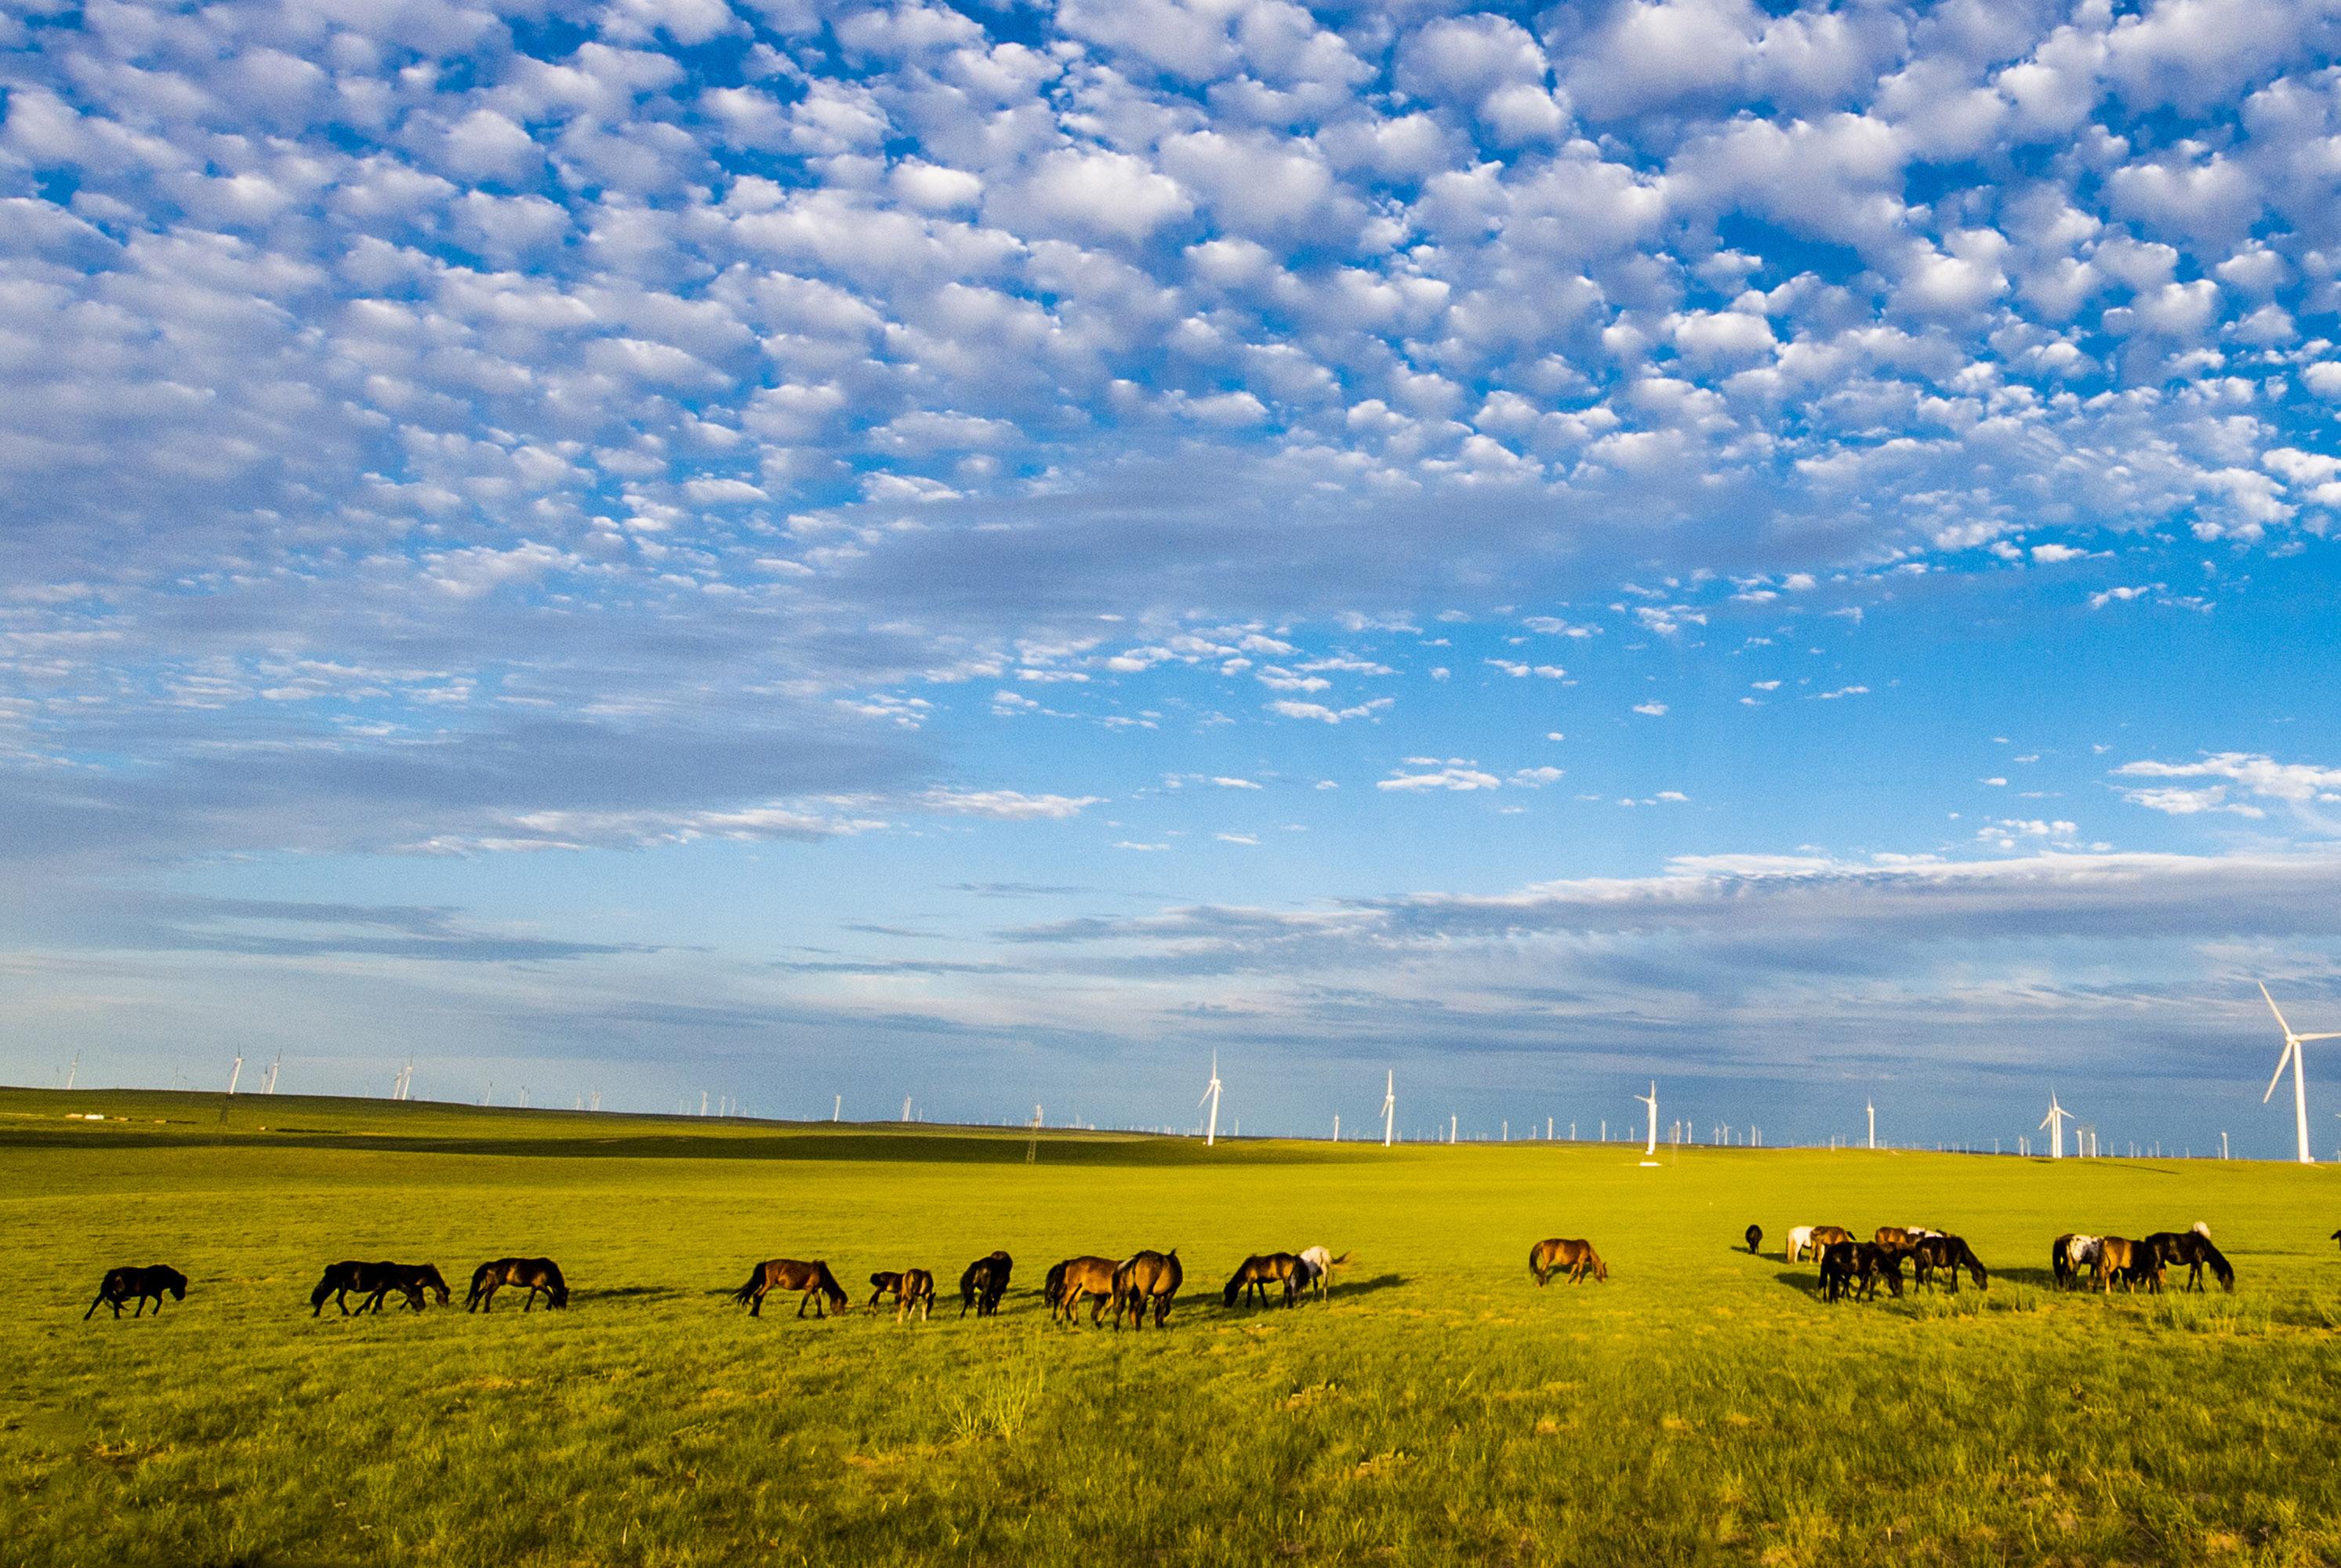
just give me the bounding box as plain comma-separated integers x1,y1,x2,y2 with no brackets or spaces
579,1285,687,1304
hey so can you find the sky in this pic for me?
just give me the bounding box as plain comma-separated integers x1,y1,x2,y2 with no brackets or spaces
4,0,2341,1154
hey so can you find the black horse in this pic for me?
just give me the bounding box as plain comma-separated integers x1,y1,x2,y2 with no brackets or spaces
310,1261,450,1316
466,1257,568,1312
1744,1224,1763,1255
85,1265,187,1319
2146,1232,2233,1293
959,1250,1014,1317
1913,1235,1990,1292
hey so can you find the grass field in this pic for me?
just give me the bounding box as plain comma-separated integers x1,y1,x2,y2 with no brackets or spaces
5,1087,2340,1567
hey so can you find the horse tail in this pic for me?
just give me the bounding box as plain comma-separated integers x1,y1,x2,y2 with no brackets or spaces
466,1261,494,1307
730,1262,765,1305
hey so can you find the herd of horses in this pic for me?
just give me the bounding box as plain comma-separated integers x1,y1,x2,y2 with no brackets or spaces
727,1244,1348,1327
2050,1226,2234,1293
78,1219,2281,1324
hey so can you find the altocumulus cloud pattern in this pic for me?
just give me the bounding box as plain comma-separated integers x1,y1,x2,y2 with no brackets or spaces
4,0,2341,1143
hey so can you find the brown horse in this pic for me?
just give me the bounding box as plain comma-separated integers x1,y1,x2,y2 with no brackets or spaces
1223,1252,1304,1307
1872,1226,1922,1257
1808,1225,1855,1252
85,1265,187,1320
1912,1235,1988,1292
1528,1238,1607,1286
892,1269,935,1321
2145,1232,2233,1293
2094,1236,2161,1294
731,1258,849,1318
1112,1250,1181,1330
310,1261,448,1316
1051,1256,1119,1324
466,1258,567,1312
959,1250,1013,1317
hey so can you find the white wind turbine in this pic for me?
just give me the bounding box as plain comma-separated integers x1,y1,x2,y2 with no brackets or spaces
1635,1081,1659,1159
2038,1091,2072,1160
2259,982,2339,1165
1200,1052,1223,1147
1380,1070,1396,1147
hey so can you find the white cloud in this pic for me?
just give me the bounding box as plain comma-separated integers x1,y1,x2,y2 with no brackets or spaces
1633,702,1669,717
1268,699,1394,724
1378,764,1502,792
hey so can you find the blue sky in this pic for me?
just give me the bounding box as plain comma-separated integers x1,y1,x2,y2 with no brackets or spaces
5,0,2341,1152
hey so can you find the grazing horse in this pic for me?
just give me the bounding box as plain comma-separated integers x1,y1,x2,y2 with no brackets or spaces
1296,1246,1349,1301
868,1271,907,1310
466,1258,567,1312
1913,1235,1989,1292
1787,1225,1816,1264
887,1269,935,1321
1873,1226,1924,1257
2094,1236,2161,1294
731,1258,849,1318
310,1261,447,1316
2052,1233,2101,1290
1818,1240,1858,1302
1808,1225,1856,1254
1528,1238,1607,1286
958,1251,1013,1318
1744,1224,1763,1255
1112,1249,1181,1329
1051,1256,1120,1324
1851,1242,1904,1300
85,1265,187,1320
1223,1252,1305,1307
2146,1232,2233,1293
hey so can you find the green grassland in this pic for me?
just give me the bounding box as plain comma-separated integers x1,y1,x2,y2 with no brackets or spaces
5,1087,2340,1567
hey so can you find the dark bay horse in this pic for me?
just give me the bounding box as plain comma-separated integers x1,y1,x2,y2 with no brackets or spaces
1051,1256,1120,1324
1224,1252,1304,1307
1528,1238,1607,1286
1913,1235,1989,1292
311,1261,448,1316
1744,1224,1762,1255
2146,1232,2233,1292
466,1258,567,1312
731,1258,849,1318
1112,1249,1181,1329
1852,1243,1904,1300
85,1265,187,1319
1818,1240,1857,1301
959,1250,1013,1317
869,1269,935,1321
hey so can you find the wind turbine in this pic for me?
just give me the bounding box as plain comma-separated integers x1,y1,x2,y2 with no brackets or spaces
2259,982,2339,1165
1866,1098,1875,1150
1380,1070,1395,1147
1200,1053,1223,1147
1635,1081,1659,1159
2038,1091,2071,1160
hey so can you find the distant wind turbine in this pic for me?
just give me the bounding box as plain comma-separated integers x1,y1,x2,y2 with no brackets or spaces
2038,1091,2072,1160
1200,1053,1222,1147
1866,1098,1875,1150
2259,982,2339,1165
1380,1070,1395,1147
1635,1081,1659,1159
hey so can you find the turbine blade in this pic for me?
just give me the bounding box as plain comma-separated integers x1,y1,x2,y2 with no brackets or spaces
2293,1032,2341,1043
2263,1042,2294,1105
2262,982,2292,1035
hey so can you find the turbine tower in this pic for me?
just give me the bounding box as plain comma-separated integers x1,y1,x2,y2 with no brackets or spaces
2038,1091,2071,1160
1200,1052,1223,1147
1380,1070,1395,1147
1866,1098,1875,1150
1635,1081,1659,1158
2259,982,2339,1165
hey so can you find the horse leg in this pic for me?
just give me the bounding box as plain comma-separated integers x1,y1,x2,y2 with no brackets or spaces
749,1287,764,1317
134,1295,147,1317
85,1292,107,1322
